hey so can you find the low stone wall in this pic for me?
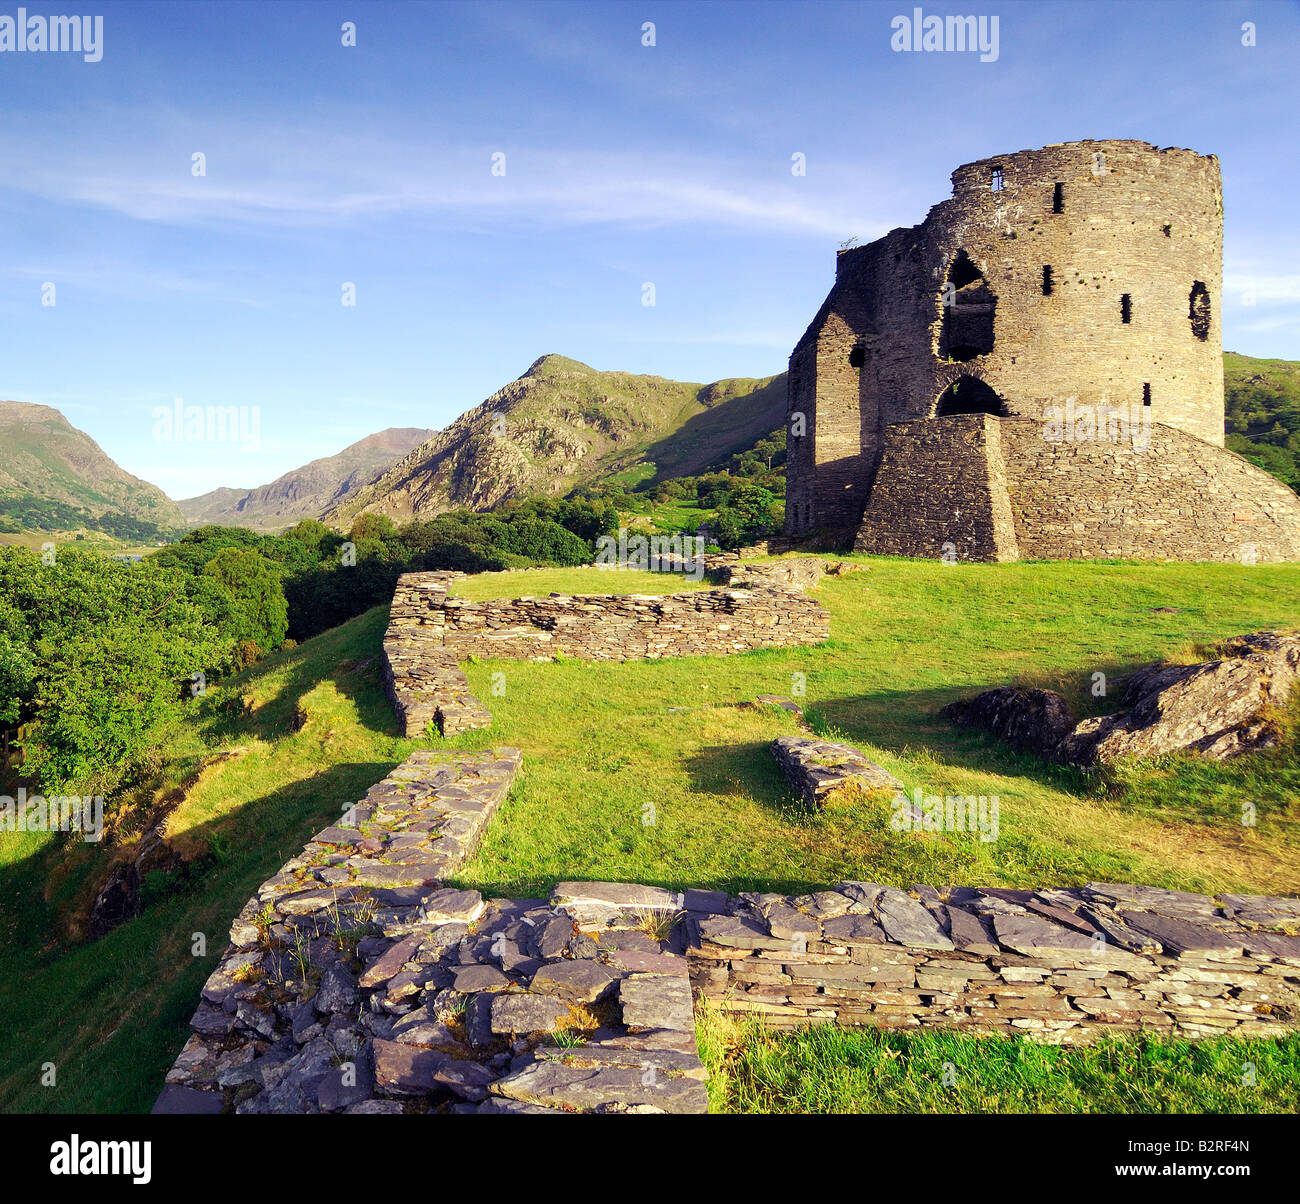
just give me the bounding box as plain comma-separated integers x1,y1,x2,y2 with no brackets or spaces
155,756,1300,1114
154,749,522,1114
381,569,831,735
386,572,830,663
855,415,1300,562
689,882,1300,1040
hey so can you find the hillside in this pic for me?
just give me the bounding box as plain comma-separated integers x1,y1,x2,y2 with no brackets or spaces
178,426,434,531
1225,352,1300,492
0,401,184,539
323,355,785,526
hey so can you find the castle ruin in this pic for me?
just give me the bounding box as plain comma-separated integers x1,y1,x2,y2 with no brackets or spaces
785,139,1300,562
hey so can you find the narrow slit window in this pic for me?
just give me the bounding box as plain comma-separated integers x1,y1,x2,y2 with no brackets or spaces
1142,383,1151,407
1042,265,1054,296
1120,293,1132,324
1052,183,1064,213
990,166,1004,192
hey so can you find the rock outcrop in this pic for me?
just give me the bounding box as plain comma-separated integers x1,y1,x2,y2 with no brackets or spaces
942,630,1300,765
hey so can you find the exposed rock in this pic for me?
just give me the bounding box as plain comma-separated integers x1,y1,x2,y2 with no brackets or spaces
940,686,1075,757
943,630,1300,766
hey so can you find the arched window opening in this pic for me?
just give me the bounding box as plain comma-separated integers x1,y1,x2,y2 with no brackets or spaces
939,250,997,362
935,377,1009,417
1189,281,1211,341
848,344,865,368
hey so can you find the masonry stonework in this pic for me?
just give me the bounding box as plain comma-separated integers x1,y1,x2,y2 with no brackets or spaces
787,138,1300,561
381,570,831,736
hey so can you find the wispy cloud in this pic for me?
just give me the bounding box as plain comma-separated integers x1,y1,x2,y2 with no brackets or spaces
0,108,884,240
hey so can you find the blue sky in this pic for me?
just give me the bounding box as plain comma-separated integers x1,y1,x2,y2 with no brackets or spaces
1,0,1296,498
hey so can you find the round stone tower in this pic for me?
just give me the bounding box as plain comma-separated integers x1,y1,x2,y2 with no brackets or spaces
919,139,1225,444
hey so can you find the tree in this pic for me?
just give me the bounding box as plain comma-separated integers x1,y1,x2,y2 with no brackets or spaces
198,547,289,661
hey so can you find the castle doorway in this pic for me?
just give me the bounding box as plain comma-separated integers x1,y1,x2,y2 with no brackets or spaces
934,377,1009,417
939,250,997,362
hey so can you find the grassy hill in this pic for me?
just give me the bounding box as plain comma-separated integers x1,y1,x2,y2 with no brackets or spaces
324,355,784,527
0,401,184,540
2,556,1298,1113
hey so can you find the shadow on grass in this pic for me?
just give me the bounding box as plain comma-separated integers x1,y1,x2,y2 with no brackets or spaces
200,607,400,746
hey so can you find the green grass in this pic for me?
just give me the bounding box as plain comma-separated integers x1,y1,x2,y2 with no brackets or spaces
697,1008,1300,1113
1,555,1297,1113
451,555,1300,899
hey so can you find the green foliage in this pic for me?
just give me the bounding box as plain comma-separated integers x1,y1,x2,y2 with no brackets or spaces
699,1014,1300,1114
0,547,228,795
1224,353,1300,493
197,547,289,660
0,492,175,542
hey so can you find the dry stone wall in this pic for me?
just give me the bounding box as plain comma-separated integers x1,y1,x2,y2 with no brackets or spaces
155,744,1300,1114
689,882,1300,1041
382,569,831,735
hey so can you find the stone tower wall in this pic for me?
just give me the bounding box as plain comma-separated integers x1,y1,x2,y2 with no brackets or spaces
854,416,1300,563
787,140,1229,541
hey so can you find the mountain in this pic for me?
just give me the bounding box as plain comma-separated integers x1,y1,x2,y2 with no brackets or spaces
0,401,184,539
178,427,435,531
323,355,786,526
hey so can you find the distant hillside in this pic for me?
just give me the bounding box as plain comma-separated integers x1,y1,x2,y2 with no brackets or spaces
0,401,184,540
1225,353,1300,493
179,427,435,531
324,355,785,526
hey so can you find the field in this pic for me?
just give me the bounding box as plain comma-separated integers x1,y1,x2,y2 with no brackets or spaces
1,556,1297,1113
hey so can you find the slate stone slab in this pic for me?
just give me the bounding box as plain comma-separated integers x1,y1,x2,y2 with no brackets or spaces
697,914,787,951
490,993,571,1035
151,1084,223,1115
372,1039,449,1094
491,1061,708,1114
619,972,695,1032
529,959,617,1003
1118,912,1245,956
875,890,954,950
